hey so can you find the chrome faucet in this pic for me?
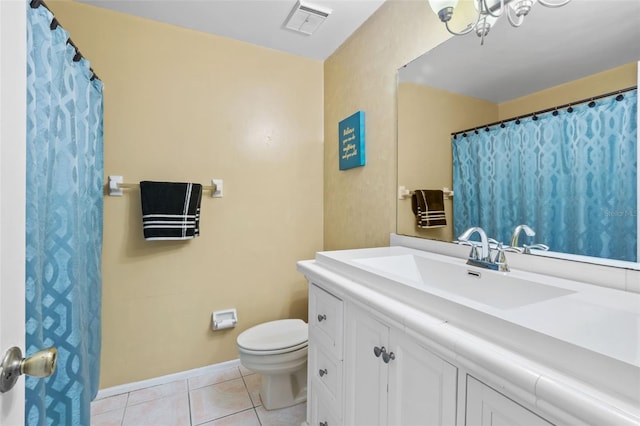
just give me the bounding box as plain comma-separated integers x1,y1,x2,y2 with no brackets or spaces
457,227,509,272
510,224,535,248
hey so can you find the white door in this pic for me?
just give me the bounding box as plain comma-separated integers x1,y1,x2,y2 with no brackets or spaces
0,0,27,425
466,376,552,426
388,330,458,426
344,304,389,426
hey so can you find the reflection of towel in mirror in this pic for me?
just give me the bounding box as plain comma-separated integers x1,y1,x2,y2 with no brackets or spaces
140,181,203,240
411,190,446,228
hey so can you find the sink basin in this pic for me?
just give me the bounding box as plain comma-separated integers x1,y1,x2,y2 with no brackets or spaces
352,254,575,309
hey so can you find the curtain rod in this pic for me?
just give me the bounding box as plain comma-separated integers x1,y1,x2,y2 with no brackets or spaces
452,85,637,137
29,0,100,82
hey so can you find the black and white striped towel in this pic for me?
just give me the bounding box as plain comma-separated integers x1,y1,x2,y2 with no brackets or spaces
140,181,203,241
411,189,447,228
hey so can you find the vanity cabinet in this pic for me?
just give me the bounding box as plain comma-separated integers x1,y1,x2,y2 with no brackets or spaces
465,376,552,426
300,247,640,426
344,303,458,426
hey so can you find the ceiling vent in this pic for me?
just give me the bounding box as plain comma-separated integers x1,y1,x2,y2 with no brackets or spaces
284,1,332,35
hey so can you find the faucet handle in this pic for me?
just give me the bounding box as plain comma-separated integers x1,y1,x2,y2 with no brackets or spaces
493,243,510,272
504,246,524,253
523,243,549,254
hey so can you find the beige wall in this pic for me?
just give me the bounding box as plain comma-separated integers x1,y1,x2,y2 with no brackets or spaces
323,0,451,250
397,83,498,241
50,1,324,388
499,62,638,118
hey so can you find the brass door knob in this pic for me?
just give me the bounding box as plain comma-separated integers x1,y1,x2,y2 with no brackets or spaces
0,346,57,393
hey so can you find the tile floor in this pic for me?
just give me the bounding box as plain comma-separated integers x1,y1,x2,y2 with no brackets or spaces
90,365,306,426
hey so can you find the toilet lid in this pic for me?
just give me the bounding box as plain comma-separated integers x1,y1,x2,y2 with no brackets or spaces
237,319,308,352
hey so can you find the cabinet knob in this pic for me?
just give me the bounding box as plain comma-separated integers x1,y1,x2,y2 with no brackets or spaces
320,422,328,426
382,351,396,364
317,314,327,322
373,346,385,358
319,368,328,377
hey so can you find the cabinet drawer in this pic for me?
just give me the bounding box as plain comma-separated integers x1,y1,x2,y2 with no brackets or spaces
310,384,341,426
309,283,344,358
309,335,343,406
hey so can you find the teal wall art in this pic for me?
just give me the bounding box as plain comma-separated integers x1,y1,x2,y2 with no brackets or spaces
339,111,366,170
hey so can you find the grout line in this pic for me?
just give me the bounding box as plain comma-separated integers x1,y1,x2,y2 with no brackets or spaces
187,389,193,426
255,407,263,426
120,399,127,426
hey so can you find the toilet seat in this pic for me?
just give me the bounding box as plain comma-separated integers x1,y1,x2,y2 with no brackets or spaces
237,319,308,355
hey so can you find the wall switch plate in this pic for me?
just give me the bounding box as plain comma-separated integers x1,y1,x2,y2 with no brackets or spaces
212,179,223,198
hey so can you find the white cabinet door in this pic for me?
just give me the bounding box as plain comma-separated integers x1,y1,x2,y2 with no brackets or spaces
388,331,458,426
466,376,552,426
344,304,389,426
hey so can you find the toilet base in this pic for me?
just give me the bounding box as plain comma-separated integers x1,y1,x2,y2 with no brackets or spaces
258,360,308,410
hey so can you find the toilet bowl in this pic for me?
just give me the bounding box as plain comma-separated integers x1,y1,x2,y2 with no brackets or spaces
236,319,308,410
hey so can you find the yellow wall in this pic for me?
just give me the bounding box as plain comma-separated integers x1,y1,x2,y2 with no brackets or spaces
397,83,498,241
323,0,451,250
49,1,324,388
499,62,638,118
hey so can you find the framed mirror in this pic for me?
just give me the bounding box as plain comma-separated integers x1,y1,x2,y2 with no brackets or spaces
397,0,640,267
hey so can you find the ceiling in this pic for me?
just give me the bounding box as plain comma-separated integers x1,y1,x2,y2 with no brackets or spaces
399,0,640,103
75,0,386,61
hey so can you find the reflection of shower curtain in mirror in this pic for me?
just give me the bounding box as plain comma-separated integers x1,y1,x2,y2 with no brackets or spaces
26,3,103,425
453,90,637,262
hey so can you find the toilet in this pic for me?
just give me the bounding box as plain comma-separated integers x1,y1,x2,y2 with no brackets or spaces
236,319,308,410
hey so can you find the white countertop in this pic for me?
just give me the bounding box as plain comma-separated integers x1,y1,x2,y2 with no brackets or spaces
312,246,640,370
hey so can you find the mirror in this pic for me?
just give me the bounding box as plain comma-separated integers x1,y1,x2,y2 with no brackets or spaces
397,0,640,267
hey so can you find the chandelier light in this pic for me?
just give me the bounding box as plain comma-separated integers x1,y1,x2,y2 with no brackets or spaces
428,0,571,44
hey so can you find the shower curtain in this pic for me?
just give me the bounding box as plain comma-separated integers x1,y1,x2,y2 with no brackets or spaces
453,90,637,262
25,3,103,425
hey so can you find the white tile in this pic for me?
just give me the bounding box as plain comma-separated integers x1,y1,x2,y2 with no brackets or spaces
242,373,261,407
91,393,128,416
122,392,190,426
197,408,261,426
91,407,125,426
189,378,253,425
255,402,307,426
188,367,241,390
127,379,188,406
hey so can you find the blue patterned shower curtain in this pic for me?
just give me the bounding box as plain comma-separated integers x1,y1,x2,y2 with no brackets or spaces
453,90,637,262
25,3,103,425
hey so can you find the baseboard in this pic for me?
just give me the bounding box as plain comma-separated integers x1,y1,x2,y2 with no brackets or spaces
95,358,241,400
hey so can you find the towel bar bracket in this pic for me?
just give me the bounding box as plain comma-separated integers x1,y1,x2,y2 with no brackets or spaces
108,175,123,196
211,179,223,198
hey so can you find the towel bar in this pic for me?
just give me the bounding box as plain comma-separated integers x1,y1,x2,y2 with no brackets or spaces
108,175,220,197
398,185,454,200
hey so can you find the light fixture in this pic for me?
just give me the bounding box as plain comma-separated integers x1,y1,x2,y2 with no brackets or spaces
428,0,571,44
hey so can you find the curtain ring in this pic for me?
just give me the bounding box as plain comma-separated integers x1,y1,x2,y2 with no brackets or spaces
588,99,596,108
500,122,506,128
567,106,574,113
616,93,624,101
